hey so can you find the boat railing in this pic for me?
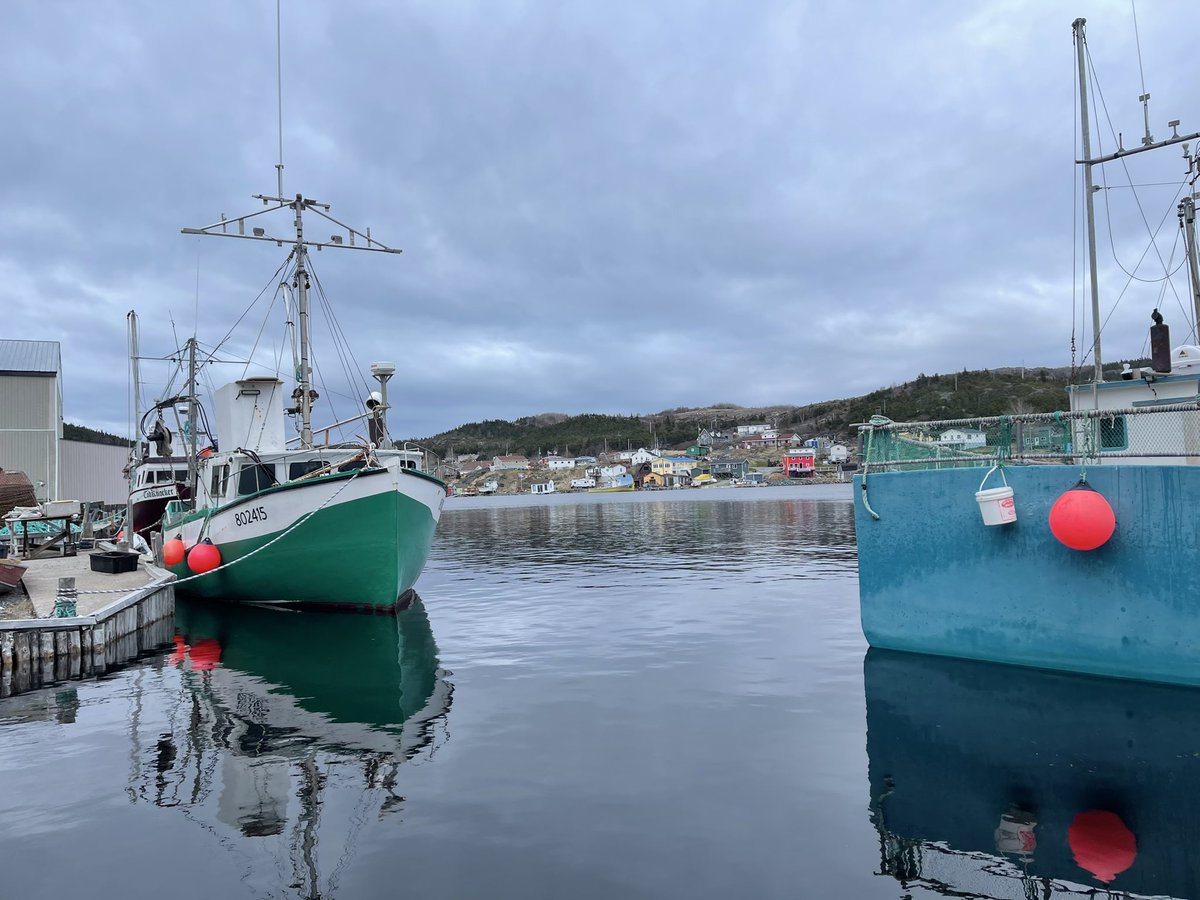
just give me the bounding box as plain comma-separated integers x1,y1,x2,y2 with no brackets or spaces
857,402,1200,472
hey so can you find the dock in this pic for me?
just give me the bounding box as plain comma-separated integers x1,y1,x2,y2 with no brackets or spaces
0,546,176,698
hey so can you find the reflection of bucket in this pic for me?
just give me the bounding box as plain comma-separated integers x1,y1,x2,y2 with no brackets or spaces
976,467,1017,526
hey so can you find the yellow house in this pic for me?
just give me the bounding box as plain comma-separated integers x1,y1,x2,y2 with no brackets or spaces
641,472,666,488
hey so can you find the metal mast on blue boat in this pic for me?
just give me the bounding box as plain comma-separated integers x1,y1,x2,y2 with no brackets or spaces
1073,17,1200,385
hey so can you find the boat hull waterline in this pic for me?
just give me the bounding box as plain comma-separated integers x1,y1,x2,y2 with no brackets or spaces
854,464,1200,686
164,467,444,608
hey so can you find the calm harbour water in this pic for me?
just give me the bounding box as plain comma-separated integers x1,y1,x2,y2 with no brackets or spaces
1,485,1198,899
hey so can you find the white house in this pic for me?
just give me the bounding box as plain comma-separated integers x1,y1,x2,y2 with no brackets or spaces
492,454,530,470
599,464,627,478
547,457,576,470
630,448,659,466
938,428,986,449
827,443,851,464
736,424,770,436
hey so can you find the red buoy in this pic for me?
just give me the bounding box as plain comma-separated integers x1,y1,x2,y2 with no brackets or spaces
1068,810,1137,883
163,537,186,567
1049,481,1115,551
187,539,221,574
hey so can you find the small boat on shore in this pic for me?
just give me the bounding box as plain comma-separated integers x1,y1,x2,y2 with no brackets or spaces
0,558,27,595
588,474,634,493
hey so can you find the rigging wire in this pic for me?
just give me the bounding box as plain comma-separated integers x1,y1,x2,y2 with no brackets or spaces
310,260,371,402
1078,39,1191,360
208,254,293,360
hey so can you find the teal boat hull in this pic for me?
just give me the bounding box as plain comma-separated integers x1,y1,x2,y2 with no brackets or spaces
854,464,1200,685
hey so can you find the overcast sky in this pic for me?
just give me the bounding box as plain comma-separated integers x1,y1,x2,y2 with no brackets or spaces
4,1,1197,441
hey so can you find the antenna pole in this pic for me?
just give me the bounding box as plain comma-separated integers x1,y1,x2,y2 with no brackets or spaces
275,0,284,198
1183,194,1200,338
1074,18,1104,384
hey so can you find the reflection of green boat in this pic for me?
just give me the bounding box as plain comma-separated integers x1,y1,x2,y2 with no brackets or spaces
171,595,451,756
140,596,453,890
866,648,1200,899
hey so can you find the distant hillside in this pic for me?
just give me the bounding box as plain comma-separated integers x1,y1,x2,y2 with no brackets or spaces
411,363,1128,459
64,423,129,446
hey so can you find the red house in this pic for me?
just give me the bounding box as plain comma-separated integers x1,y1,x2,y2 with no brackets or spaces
782,448,816,478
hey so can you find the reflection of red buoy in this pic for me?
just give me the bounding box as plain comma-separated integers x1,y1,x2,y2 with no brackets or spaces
188,638,222,671
1049,481,1116,550
1069,810,1137,883
168,635,187,666
187,539,221,574
163,537,186,566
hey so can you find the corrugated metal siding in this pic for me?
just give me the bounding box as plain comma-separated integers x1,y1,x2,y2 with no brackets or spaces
0,431,54,501
0,340,61,375
60,440,131,505
0,375,57,429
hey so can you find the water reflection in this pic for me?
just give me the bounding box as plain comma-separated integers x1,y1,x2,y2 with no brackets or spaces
437,488,856,576
135,597,451,896
865,648,1200,899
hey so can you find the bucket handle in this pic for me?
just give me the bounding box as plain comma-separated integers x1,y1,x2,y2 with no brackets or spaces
979,465,1008,492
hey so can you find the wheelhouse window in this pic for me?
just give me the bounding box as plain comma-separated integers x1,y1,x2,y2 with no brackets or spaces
210,464,231,498
289,460,326,480
237,463,278,495
1100,416,1128,451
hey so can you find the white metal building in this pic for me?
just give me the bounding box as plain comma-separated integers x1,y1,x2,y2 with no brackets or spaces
61,440,131,505
0,340,62,502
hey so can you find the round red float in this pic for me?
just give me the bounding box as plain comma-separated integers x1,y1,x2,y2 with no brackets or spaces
187,539,222,574
1068,809,1136,883
1049,481,1115,551
163,537,186,566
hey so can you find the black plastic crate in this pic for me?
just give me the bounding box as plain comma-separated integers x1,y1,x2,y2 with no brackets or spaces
89,551,139,574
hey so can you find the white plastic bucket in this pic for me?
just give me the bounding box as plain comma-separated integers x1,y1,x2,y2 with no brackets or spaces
976,466,1017,526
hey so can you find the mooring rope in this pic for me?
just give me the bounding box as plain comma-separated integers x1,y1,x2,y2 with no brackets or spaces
73,468,365,596
859,416,890,521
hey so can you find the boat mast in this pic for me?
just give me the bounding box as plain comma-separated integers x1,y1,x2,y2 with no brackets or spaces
1181,143,1200,333
1073,18,1104,384
126,311,140,546
186,337,199,501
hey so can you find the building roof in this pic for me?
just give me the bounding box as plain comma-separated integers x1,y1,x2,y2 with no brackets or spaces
0,340,61,375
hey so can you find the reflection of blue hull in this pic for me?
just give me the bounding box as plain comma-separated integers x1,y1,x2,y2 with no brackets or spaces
854,464,1200,684
865,648,1200,898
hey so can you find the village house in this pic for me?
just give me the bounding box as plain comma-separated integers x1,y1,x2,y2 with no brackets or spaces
709,457,749,479
736,424,771,436
782,448,817,477
938,428,986,449
738,432,803,451
492,454,530,470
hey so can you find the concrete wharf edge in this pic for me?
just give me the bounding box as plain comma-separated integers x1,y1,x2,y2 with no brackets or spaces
0,557,176,699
